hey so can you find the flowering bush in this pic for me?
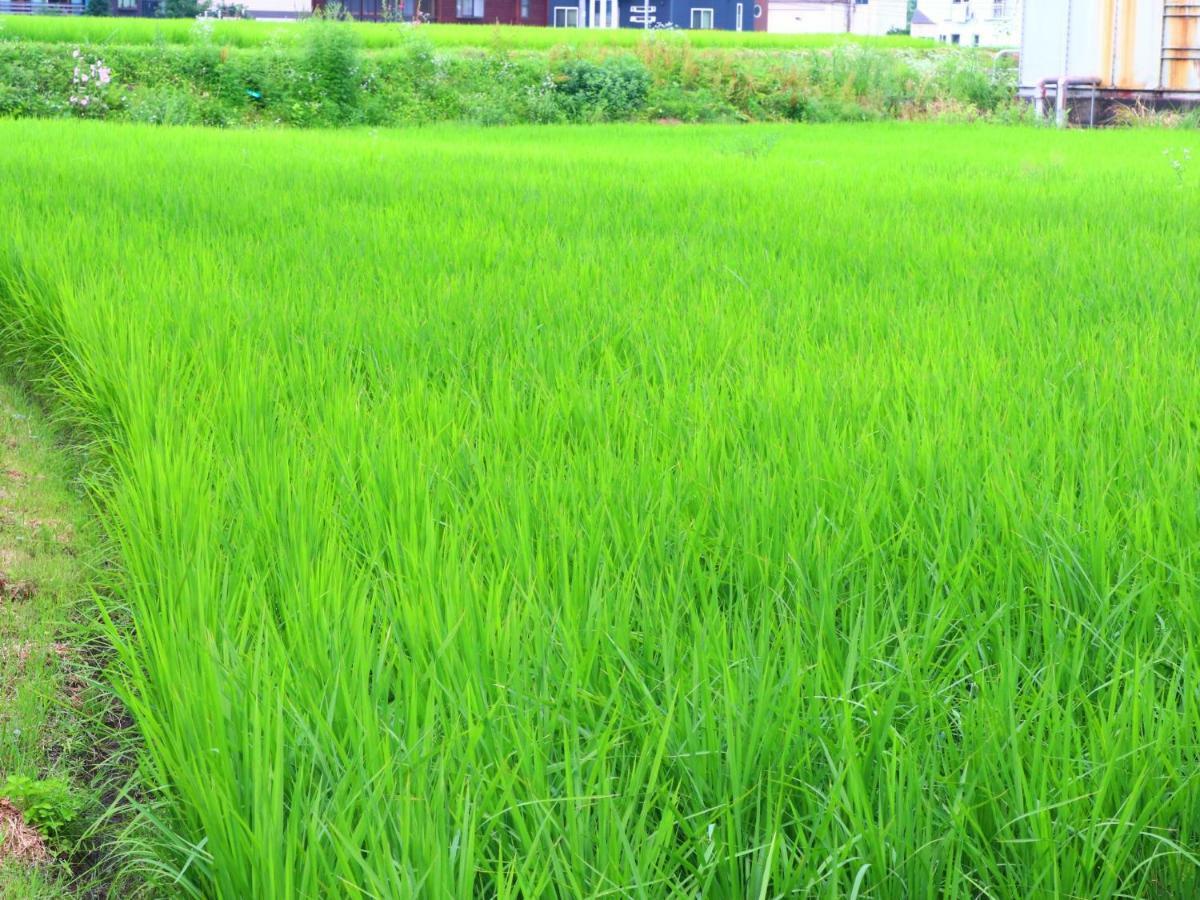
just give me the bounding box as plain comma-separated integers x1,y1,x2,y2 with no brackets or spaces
69,48,115,116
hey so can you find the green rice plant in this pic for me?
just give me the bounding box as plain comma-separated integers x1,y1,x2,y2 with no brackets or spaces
0,14,938,51
1,121,1199,898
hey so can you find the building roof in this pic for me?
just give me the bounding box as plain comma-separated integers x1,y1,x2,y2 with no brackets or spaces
911,9,935,25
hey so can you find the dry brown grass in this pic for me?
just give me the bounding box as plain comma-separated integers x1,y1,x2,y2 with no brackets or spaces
0,799,48,866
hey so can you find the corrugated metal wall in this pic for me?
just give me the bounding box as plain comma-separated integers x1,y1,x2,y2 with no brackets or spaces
1020,0,1200,93
1163,1,1200,89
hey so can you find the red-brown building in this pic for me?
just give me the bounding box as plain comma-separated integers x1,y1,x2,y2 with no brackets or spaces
318,0,546,23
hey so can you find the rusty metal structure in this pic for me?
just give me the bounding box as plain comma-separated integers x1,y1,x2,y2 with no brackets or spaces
1019,0,1200,124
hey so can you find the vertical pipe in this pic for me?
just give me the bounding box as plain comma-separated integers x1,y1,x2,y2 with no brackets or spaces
1062,0,1073,78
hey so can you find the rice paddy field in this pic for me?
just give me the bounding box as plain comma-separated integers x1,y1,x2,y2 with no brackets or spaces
2,120,1200,897
0,14,933,50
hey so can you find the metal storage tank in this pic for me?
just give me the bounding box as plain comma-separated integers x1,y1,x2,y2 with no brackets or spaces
1019,0,1200,123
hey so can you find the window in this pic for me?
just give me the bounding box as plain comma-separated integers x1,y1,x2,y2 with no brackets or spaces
690,6,712,28
735,1,742,29
950,33,960,44
972,34,980,46
117,0,136,9
753,2,761,18
553,4,578,25
520,0,529,16
456,0,483,16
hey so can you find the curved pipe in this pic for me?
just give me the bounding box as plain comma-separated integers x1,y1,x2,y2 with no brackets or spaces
992,48,1020,75
1037,75,1102,127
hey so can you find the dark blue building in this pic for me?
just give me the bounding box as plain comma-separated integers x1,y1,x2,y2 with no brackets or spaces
553,0,758,30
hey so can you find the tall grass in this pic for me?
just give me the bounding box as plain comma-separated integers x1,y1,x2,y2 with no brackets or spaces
2,120,1200,898
0,14,936,50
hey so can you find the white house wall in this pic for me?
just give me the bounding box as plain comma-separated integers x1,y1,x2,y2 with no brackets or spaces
768,0,905,35
768,1,847,33
246,0,310,18
912,0,1022,47
850,0,906,35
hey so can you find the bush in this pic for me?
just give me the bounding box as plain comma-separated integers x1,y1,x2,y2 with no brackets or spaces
126,84,198,125
84,0,109,15
0,776,82,837
290,19,361,125
554,55,650,122
160,0,210,17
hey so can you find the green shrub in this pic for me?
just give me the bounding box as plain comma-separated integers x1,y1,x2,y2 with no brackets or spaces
0,776,82,837
125,84,198,125
159,0,210,17
290,19,362,125
554,55,650,121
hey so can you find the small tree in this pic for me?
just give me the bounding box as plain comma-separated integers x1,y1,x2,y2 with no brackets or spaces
84,0,110,15
159,0,209,16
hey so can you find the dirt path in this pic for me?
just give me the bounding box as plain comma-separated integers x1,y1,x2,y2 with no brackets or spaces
0,383,110,897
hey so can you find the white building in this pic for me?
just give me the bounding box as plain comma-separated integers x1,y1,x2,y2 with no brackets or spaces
767,0,907,36
911,0,1022,48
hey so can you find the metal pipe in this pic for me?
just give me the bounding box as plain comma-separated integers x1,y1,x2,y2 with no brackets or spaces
992,48,1020,76
1036,76,1053,119
1038,75,1102,127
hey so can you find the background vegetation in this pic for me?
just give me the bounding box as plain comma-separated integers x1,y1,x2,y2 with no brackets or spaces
2,120,1199,897
0,17,1021,126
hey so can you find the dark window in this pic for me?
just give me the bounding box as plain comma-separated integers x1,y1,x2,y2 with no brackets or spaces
456,0,483,16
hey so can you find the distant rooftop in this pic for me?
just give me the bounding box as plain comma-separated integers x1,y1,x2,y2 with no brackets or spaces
911,9,935,25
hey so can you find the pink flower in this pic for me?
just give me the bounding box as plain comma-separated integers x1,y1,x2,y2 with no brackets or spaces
81,74,89,83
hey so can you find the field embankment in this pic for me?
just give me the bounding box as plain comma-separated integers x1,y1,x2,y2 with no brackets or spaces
0,380,132,897
1,119,1199,897
0,16,1019,126
0,15,931,51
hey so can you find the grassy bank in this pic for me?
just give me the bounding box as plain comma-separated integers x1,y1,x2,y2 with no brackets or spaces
0,19,1017,126
2,120,1199,897
0,15,934,51
0,382,125,897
